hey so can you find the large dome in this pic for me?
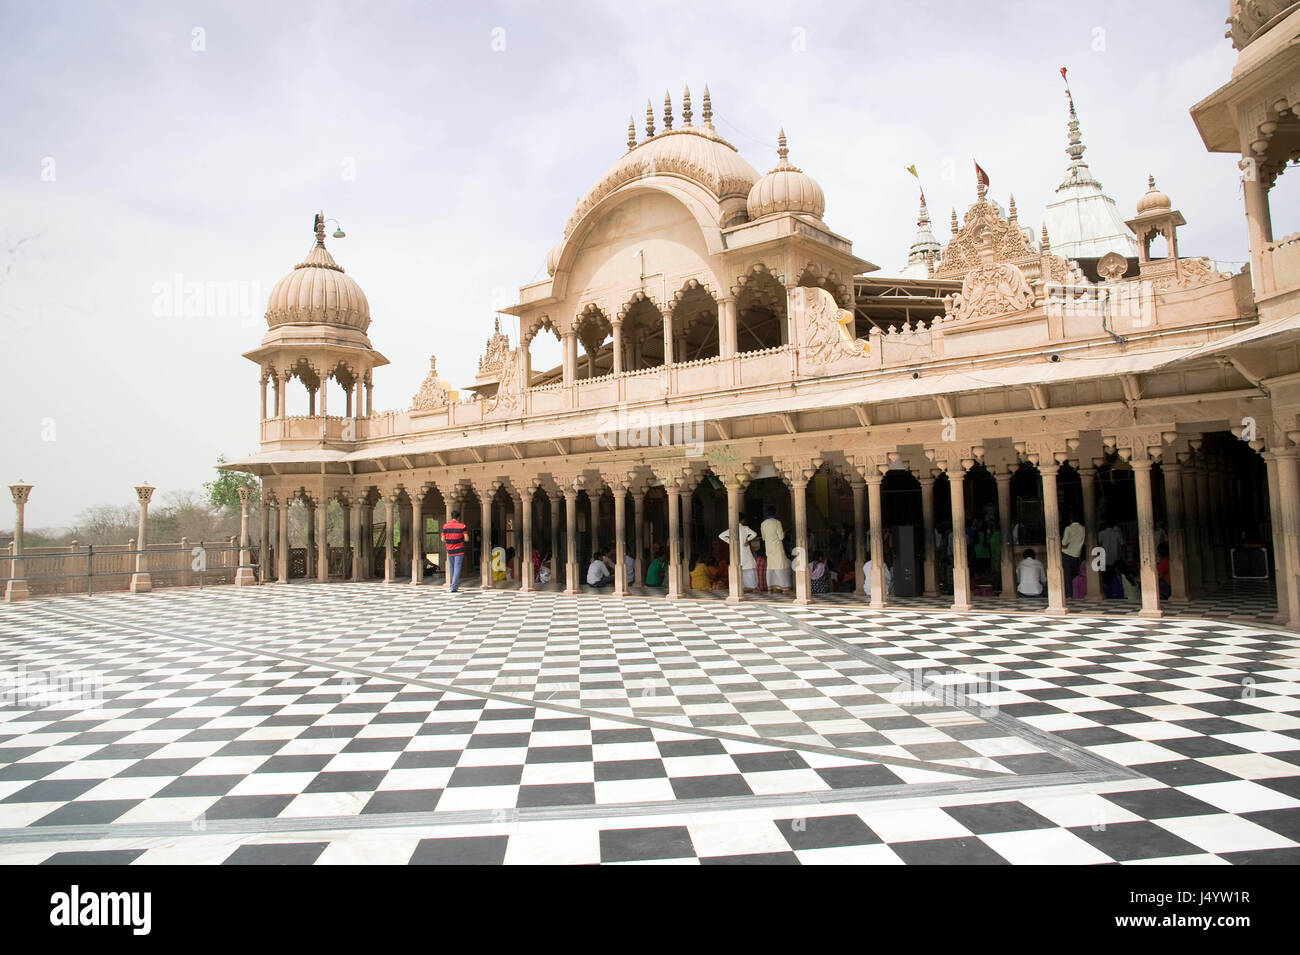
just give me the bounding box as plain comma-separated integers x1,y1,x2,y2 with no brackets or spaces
266,217,370,331
564,121,760,237
746,130,825,221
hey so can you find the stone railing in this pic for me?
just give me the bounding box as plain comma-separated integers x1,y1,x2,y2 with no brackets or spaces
3,539,249,596
1259,233,1300,303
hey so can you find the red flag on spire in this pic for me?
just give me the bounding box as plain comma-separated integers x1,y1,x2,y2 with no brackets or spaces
974,161,989,191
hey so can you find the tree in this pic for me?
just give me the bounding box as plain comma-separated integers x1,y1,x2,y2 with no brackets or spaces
205,455,260,510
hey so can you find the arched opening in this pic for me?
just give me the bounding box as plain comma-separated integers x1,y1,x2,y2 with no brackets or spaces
736,266,787,354
575,304,613,381
524,317,563,387
685,471,729,593
672,283,720,363
282,361,319,417
965,463,999,595
621,296,665,370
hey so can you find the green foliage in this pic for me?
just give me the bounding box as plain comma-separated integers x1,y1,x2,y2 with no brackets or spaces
204,455,260,510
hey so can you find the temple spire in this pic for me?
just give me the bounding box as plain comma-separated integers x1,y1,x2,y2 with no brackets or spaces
950,208,960,237
645,99,655,138
702,85,712,126
663,90,673,131
682,85,692,126
1041,223,1051,254
627,116,636,150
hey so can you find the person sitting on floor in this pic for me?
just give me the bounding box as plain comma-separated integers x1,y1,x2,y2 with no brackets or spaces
709,554,729,590
1016,548,1047,598
645,547,668,587
690,553,713,591
810,552,834,595
587,549,614,588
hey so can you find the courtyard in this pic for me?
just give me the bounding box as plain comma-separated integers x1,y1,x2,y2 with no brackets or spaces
1,583,1297,864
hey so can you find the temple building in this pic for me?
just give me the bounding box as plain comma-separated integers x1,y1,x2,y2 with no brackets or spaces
220,3,1300,629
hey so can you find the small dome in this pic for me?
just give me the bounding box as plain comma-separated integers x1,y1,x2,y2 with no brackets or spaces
746,130,826,221
546,240,562,276
266,215,370,331
1136,175,1172,215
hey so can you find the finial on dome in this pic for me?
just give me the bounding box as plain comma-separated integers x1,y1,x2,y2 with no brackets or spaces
314,211,326,248
702,85,712,126
627,116,636,150
777,128,789,166
682,85,692,126
645,99,655,138
663,91,673,131
917,195,931,225
1148,173,1156,189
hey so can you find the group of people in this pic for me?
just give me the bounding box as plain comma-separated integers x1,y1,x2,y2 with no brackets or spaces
1013,514,1172,602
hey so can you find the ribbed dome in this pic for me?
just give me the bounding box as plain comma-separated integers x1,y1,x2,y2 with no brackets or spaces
546,240,562,276
266,218,370,331
746,130,825,221
565,124,759,237
1135,175,1172,215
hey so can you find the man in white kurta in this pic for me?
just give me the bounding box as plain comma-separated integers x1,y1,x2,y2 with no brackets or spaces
719,519,758,590
760,509,792,591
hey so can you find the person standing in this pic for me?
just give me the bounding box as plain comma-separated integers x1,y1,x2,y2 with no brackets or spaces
1099,520,1124,596
441,510,468,593
719,515,758,592
760,507,792,593
1061,513,1085,594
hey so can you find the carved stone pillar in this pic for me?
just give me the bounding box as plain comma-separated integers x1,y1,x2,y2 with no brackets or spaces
564,485,579,594
719,297,737,359
521,486,534,594
1160,461,1189,603
259,494,270,584
612,481,628,597
666,482,682,599
277,497,290,582
548,492,562,591
948,465,972,612
867,471,886,608
680,483,694,593
1079,465,1103,603
481,485,495,589
662,310,675,368
1131,457,1163,617
995,469,1015,598
850,478,866,595
236,485,256,586
1270,446,1300,628
351,498,362,582
725,474,743,603
1038,461,1067,614
410,489,423,586
3,482,32,602
383,496,395,583
792,476,811,605
1180,458,1202,597
632,490,646,586
129,483,155,594
611,319,624,376
316,499,328,582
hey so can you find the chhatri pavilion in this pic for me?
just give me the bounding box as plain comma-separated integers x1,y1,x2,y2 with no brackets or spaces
222,1,1300,627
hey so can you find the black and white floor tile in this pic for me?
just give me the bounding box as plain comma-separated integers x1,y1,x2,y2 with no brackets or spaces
0,582,1296,864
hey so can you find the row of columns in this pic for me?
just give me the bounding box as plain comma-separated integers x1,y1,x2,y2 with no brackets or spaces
260,372,374,420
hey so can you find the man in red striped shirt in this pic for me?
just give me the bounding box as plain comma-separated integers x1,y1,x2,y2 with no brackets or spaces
441,510,468,593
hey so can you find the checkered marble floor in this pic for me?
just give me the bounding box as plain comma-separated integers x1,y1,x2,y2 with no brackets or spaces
0,582,1297,864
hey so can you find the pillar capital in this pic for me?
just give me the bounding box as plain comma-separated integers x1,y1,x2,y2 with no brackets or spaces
236,485,254,506
134,483,156,506
9,481,33,506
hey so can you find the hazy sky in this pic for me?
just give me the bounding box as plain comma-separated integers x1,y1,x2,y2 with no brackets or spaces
0,0,1279,528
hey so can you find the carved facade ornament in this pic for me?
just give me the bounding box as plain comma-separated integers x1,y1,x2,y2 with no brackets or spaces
1226,0,1294,50
1148,257,1232,291
478,317,513,377
486,348,523,416
934,199,1038,278
946,261,1035,321
791,286,869,364
411,355,452,412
